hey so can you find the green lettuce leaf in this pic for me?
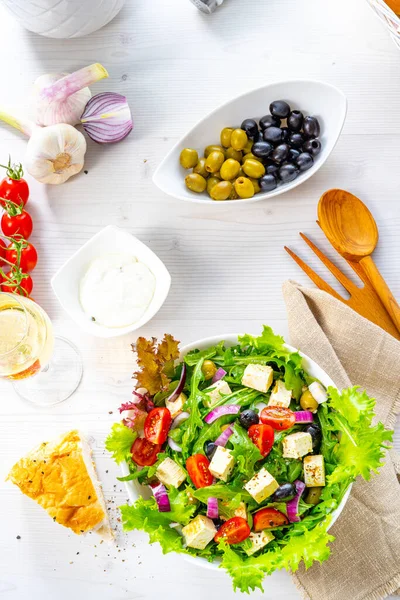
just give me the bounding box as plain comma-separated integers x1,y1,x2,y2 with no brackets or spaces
105,423,137,464
230,423,263,478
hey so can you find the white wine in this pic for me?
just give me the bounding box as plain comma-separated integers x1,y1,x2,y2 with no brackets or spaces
0,294,54,380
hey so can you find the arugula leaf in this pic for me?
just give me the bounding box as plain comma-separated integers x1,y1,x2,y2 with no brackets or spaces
230,423,263,478
192,415,237,455
105,423,137,464
181,359,205,454
184,342,224,367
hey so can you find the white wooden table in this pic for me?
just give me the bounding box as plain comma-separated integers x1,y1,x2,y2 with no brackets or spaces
0,0,399,598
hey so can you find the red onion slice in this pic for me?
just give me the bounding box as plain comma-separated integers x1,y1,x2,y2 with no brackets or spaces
294,411,314,423
215,425,234,447
166,364,187,404
286,479,306,523
204,404,240,424
167,437,182,452
171,411,190,430
151,483,171,512
80,92,133,144
207,497,219,519
211,368,227,384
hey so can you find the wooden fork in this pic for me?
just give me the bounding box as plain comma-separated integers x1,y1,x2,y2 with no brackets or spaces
284,232,400,340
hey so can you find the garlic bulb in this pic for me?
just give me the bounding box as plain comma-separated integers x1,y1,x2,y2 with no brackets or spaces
0,108,86,185
33,63,108,127
26,124,86,185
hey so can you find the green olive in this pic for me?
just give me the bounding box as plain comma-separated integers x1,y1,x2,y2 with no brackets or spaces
234,176,255,199
180,148,198,169
225,147,243,162
229,186,240,200
242,152,262,164
249,178,261,194
205,151,225,174
231,128,248,151
210,180,233,201
202,360,217,380
242,138,253,154
243,159,265,179
305,487,323,505
213,171,221,179
192,157,208,178
204,144,225,158
185,173,207,193
220,158,241,181
207,176,220,195
220,127,233,148
300,390,319,413
237,166,245,178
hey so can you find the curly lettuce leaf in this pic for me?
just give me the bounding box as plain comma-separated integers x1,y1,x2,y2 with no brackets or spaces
105,422,137,464
133,334,180,395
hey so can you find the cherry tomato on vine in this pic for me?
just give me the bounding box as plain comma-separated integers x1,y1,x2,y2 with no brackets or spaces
0,161,29,208
131,437,161,467
1,273,33,297
1,211,33,240
253,507,289,531
260,406,296,431
248,423,274,457
186,454,213,488
144,407,172,445
5,241,38,272
214,517,251,544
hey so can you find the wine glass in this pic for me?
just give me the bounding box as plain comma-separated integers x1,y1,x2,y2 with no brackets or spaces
0,292,82,405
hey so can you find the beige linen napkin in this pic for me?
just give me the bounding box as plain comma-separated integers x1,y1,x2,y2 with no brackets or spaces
283,281,400,600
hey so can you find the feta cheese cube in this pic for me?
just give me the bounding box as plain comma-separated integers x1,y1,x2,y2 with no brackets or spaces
244,467,279,504
156,457,186,488
304,454,325,487
245,530,275,556
182,515,217,550
282,432,312,459
209,446,235,482
242,364,274,393
268,379,292,408
204,379,232,408
166,392,187,419
309,382,328,405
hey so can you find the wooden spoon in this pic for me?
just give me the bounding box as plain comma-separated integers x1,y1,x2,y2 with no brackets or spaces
318,189,400,334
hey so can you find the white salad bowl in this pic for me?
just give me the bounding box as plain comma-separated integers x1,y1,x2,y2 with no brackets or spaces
122,333,352,572
51,225,171,339
153,80,347,205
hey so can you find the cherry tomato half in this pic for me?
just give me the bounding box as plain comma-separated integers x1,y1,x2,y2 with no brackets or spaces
1,211,33,240
0,176,29,208
131,437,161,466
0,239,5,263
248,423,274,457
5,241,38,272
1,274,33,297
260,406,296,431
144,407,172,445
186,454,213,489
214,517,251,544
253,507,289,531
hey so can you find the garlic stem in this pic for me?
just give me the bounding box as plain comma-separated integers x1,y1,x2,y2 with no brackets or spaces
0,107,36,137
39,63,108,103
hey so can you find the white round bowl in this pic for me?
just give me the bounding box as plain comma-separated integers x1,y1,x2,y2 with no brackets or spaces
153,80,347,205
122,333,352,572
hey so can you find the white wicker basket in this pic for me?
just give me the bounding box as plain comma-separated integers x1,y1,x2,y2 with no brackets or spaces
367,0,400,49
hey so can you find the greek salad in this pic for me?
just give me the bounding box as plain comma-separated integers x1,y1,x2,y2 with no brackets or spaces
106,326,392,593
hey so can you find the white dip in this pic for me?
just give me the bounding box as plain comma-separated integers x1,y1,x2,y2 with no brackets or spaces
80,254,156,328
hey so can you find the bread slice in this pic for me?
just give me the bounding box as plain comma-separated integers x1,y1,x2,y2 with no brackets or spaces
7,430,113,540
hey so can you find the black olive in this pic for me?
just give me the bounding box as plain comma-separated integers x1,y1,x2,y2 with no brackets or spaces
296,152,314,172
303,116,321,139
259,114,280,130
265,161,279,176
241,118,259,139
280,127,290,142
204,441,217,460
271,482,296,501
303,139,321,156
270,100,291,119
239,409,259,430
304,424,322,450
288,133,304,149
288,110,304,132
263,126,282,144
259,174,277,192
279,163,299,183
252,141,273,159
288,147,300,162
213,518,224,529
272,143,290,164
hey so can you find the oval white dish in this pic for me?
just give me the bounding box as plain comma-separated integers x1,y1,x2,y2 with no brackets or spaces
153,80,347,205
121,332,352,572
